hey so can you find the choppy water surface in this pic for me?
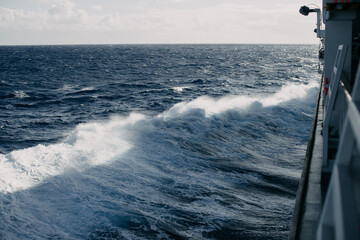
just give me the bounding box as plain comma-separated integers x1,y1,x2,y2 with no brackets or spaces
0,45,320,239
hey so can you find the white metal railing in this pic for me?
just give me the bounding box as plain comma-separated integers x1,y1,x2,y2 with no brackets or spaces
323,44,348,170
317,59,360,239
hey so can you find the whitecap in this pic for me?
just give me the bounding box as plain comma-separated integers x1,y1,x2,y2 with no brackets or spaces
160,81,319,118
14,90,29,98
172,86,190,93
80,87,96,92
0,113,146,194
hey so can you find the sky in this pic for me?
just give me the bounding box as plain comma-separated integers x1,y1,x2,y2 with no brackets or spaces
0,0,323,45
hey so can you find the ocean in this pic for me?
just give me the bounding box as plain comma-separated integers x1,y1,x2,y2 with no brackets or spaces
0,44,320,239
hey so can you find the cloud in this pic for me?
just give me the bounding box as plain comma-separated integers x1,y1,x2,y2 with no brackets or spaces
92,5,103,11
0,7,42,30
48,0,76,15
156,0,192,3
0,0,90,31
48,0,87,26
0,1,291,31
0,0,320,44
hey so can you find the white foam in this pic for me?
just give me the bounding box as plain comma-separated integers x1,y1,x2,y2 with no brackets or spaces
80,87,96,92
262,81,318,107
172,86,190,93
160,81,318,118
0,113,146,193
14,90,30,98
161,95,256,118
60,84,79,91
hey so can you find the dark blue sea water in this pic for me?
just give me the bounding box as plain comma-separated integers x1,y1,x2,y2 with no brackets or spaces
0,45,320,239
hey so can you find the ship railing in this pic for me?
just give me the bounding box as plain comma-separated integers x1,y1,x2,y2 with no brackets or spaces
317,54,360,239
323,44,349,172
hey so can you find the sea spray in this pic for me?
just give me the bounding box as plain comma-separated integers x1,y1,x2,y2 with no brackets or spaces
160,81,318,118
0,114,146,193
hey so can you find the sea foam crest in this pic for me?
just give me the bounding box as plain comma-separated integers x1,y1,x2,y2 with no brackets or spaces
0,113,145,193
0,82,317,193
14,90,30,98
160,81,318,118
172,86,190,92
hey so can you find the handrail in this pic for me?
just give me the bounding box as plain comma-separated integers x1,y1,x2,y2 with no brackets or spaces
340,81,351,104
317,60,360,240
322,45,348,168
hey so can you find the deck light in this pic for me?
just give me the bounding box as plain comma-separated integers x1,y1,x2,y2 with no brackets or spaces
299,5,318,16
299,5,324,39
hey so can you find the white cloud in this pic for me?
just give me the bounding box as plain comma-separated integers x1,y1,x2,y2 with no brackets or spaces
48,0,87,26
0,0,90,31
48,0,76,15
92,5,103,11
0,7,42,31
0,0,320,44
156,0,192,3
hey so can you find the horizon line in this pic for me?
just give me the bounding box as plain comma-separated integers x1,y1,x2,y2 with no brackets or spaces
0,42,318,47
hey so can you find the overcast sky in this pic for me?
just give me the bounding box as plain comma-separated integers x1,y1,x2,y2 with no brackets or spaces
0,0,322,45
